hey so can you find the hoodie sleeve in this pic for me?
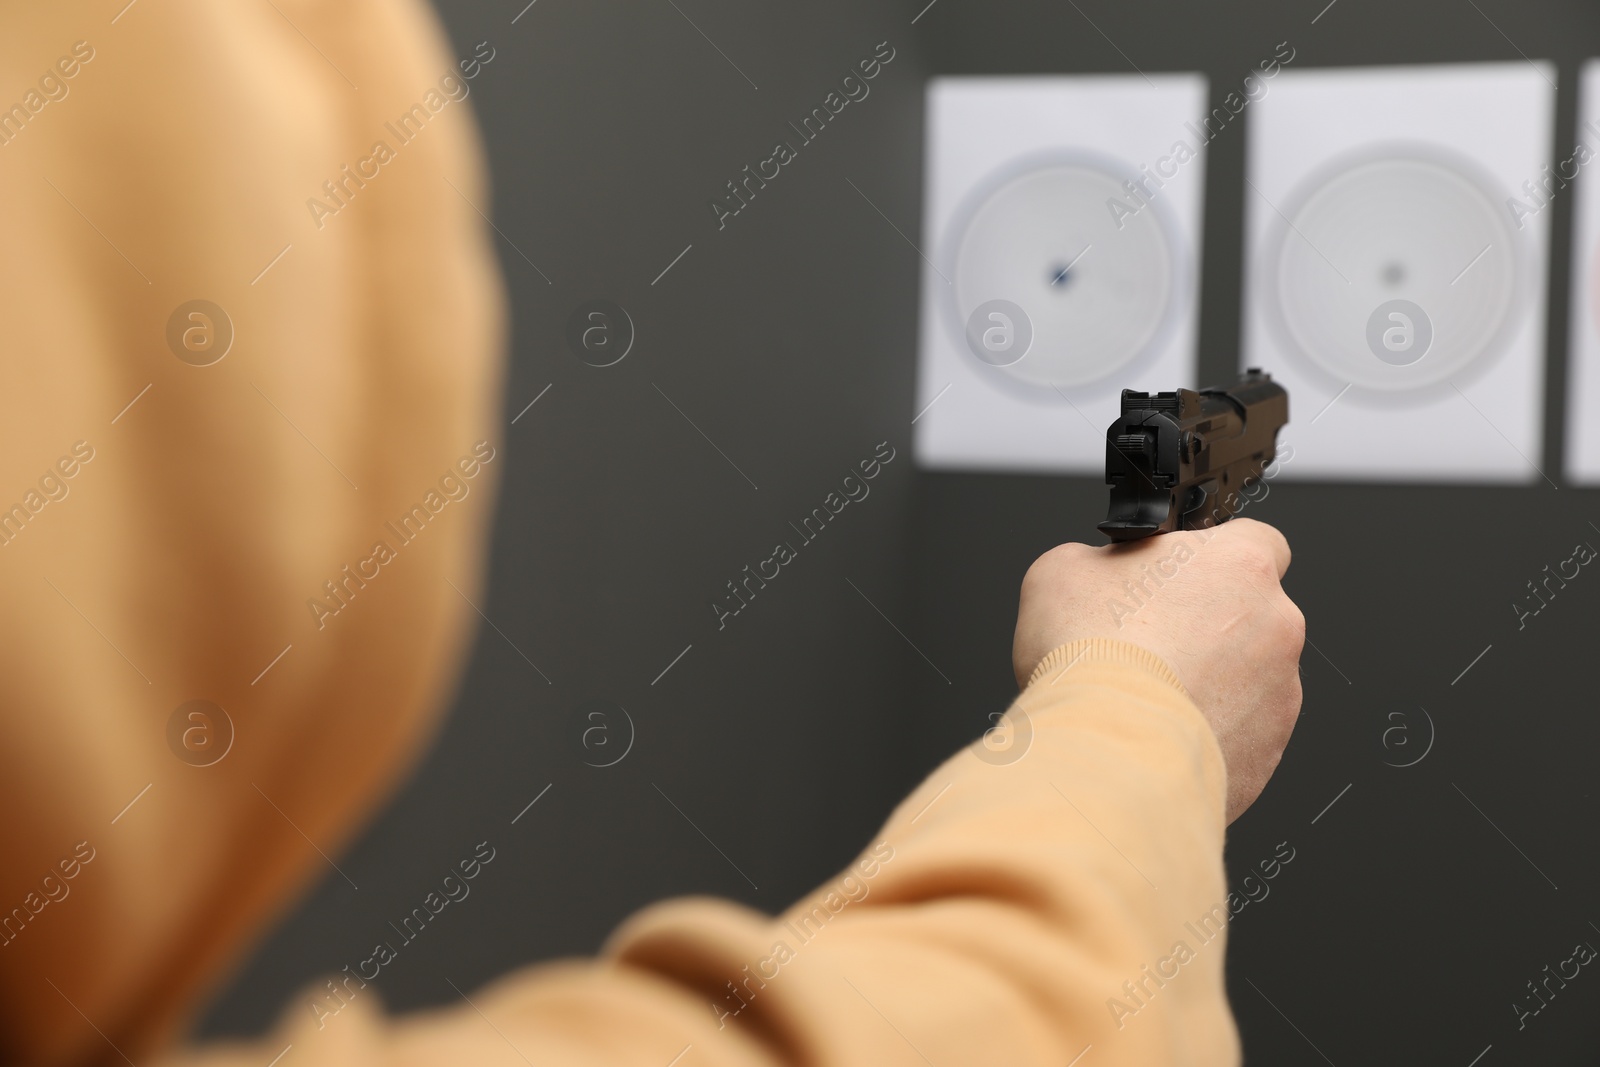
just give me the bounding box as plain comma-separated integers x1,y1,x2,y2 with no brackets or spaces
156,639,1239,1067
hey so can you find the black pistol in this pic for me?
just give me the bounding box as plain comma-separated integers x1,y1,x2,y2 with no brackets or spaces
1098,369,1289,543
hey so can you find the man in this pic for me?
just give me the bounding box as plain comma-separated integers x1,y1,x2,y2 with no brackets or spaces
0,2,1303,1064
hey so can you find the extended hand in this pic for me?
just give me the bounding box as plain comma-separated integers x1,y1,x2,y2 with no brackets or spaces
1012,518,1305,822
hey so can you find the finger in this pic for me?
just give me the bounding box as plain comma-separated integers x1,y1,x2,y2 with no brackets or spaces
1218,517,1292,578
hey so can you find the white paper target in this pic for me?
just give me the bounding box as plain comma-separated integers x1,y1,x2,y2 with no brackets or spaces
1242,63,1554,483
913,74,1207,474
945,160,1178,390
1265,151,1522,392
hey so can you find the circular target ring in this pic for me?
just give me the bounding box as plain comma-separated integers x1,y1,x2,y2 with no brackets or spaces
1263,145,1523,394
942,155,1185,393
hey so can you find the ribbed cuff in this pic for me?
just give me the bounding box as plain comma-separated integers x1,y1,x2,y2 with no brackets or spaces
1025,638,1187,695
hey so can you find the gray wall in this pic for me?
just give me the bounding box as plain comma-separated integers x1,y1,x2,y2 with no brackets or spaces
203,0,1600,1061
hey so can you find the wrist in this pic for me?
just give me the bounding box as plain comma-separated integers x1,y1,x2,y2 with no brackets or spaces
1024,637,1187,695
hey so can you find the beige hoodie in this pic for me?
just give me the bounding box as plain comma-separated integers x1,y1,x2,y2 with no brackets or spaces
0,3,1238,1064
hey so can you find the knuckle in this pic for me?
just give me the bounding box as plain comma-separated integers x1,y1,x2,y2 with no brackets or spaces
1267,524,1291,557
1249,552,1277,580
1222,518,1290,574
1020,551,1059,595
1053,540,1093,562
1230,541,1277,581
1026,541,1088,583
1277,597,1307,650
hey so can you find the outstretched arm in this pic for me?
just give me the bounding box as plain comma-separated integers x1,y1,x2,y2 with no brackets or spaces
162,520,1303,1067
